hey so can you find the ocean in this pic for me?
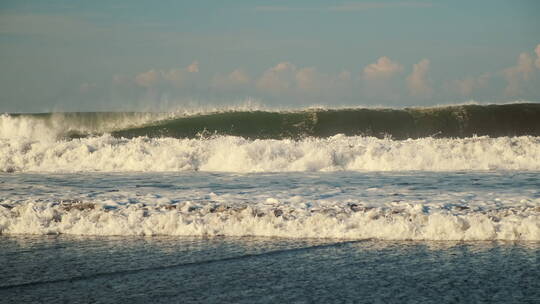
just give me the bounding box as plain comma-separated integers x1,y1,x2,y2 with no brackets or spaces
1,103,539,303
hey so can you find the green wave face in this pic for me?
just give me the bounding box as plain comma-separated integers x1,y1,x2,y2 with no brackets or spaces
112,111,318,139
110,103,540,140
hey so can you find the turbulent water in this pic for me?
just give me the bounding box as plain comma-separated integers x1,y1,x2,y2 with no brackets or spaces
1,172,539,240
0,103,539,240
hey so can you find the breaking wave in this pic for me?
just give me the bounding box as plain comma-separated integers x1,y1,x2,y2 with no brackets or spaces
1,134,539,173
3,103,540,141
112,103,540,140
2,103,540,173
1,200,538,240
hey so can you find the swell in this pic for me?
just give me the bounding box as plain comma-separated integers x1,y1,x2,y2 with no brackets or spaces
110,103,540,140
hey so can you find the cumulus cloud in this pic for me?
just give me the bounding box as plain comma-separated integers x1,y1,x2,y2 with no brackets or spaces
503,52,534,96
133,61,199,88
295,67,335,93
212,68,251,89
363,56,403,80
361,57,404,101
407,59,432,97
254,62,352,98
296,67,354,94
160,69,185,87
134,69,159,87
295,67,318,91
256,62,297,93
452,73,490,96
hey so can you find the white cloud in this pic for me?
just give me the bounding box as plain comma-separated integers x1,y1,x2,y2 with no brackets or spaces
228,69,251,84
134,69,159,87
212,68,251,89
361,57,403,101
407,59,432,97
363,56,403,80
503,52,534,96
256,62,297,93
295,67,330,92
161,69,186,87
133,61,199,88
297,67,350,94
452,73,490,96
255,63,351,97
535,44,540,69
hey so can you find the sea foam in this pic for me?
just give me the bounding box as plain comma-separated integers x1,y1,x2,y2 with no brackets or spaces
1,200,538,240
1,134,539,172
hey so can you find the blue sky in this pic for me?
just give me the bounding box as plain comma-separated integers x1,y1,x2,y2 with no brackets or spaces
1,0,539,112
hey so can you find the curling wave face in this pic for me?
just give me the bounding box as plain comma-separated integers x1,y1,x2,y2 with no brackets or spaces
111,103,540,140
2,104,540,173
3,103,540,141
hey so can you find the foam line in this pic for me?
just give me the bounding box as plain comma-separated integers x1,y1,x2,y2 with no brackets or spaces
1,202,538,240
2,135,539,172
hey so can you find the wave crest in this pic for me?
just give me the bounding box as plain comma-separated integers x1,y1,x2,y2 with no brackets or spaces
3,103,540,141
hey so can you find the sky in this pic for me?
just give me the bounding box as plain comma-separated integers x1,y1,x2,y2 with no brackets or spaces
1,0,540,112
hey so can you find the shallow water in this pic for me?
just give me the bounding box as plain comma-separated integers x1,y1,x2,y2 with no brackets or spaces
1,148,539,302
0,235,538,303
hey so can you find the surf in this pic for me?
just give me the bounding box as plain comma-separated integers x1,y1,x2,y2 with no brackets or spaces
1,134,539,173
111,103,540,140
3,103,540,141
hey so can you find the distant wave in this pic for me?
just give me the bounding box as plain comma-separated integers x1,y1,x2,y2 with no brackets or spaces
3,103,540,140
112,103,540,139
1,135,539,173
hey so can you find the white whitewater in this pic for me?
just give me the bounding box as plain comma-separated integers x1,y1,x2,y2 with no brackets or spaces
1,198,538,240
0,171,538,240
2,111,540,173
1,134,540,172
1,111,539,240
0,112,172,141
